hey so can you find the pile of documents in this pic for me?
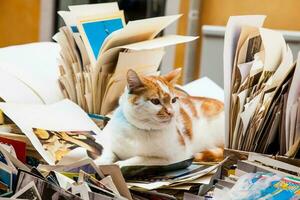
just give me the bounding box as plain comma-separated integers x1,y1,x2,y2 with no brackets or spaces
224,15,300,157
0,73,226,199
204,150,300,200
124,158,225,199
0,143,133,199
55,2,197,115
0,139,227,200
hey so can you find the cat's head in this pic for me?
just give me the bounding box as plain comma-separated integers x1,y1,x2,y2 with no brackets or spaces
120,69,182,130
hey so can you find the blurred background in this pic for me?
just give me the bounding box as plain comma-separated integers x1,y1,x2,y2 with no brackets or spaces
1,0,300,86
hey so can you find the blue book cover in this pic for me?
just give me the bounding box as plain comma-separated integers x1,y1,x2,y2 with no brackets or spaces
77,12,125,63
82,18,123,60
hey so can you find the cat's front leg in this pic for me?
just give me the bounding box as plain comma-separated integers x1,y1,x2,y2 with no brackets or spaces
94,148,119,165
115,156,169,167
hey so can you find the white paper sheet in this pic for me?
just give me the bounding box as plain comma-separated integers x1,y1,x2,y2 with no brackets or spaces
0,42,64,104
100,15,181,55
54,171,75,190
182,77,224,102
285,52,300,150
232,89,249,148
240,93,262,136
0,68,44,104
260,28,286,72
123,35,198,51
0,99,101,165
266,46,293,88
68,2,119,13
237,61,253,84
223,15,266,147
289,103,298,149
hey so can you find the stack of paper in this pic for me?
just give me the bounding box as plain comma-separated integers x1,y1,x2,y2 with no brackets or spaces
0,143,132,199
209,152,300,200
124,158,226,199
224,15,300,157
0,141,224,200
0,67,225,199
55,2,197,115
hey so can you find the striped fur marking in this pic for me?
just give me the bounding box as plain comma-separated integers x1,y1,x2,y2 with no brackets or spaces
177,128,186,146
180,97,198,117
190,97,224,117
179,107,193,140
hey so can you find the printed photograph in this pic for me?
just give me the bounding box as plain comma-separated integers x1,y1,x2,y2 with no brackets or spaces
32,128,103,164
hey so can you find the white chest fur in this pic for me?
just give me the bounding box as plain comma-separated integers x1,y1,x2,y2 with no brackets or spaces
104,107,188,163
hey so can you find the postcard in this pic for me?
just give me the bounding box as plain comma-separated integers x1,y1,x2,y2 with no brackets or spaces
32,128,103,164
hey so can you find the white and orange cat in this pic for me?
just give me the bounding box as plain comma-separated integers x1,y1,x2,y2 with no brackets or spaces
99,69,225,166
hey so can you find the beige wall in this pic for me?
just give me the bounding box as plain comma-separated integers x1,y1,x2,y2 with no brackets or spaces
200,0,300,30
0,0,40,47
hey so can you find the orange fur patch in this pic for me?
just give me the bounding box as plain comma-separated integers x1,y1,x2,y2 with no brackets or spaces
179,107,193,140
177,129,185,146
194,148,224,162
137,76,174,101
190,97,224,117
128,95,140,105
180,97,198,117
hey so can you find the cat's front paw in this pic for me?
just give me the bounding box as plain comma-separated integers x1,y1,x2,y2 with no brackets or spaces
114,160,130,168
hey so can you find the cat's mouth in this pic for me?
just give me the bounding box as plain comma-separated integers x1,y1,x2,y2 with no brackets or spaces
156,117,172,124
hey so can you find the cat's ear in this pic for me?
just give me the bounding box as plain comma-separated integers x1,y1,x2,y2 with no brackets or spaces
127,69,144,94
162,68,182,84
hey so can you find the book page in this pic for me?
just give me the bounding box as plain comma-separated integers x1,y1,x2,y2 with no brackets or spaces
260,28,286,72
0,42,64,104
99,15,181,56
0,68,44,104
59,2,119,31
69,2,119,14
122,35,197,51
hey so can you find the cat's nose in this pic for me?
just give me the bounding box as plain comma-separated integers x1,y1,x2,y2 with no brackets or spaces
166,109,174,117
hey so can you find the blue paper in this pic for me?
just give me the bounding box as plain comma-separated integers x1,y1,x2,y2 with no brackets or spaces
71,26,79,33
0,168,11,190
82,18,123,60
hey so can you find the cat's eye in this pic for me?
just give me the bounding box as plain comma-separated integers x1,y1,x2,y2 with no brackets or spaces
172,97,178,103
150,98,160,105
